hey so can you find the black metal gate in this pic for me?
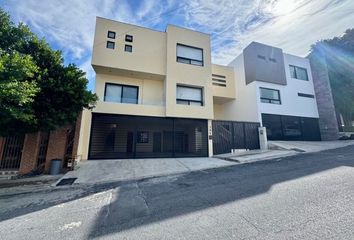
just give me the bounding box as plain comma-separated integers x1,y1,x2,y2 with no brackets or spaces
0,135,25,170
36,132,50,171
212,121,260,155
88,114,208,159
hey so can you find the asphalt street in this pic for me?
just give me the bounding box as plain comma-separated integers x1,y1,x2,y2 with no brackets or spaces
1,145,354,239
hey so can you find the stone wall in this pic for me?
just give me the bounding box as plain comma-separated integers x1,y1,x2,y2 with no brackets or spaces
308,52,339,140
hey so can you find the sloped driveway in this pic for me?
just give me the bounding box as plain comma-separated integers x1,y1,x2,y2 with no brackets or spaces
61,157,236,185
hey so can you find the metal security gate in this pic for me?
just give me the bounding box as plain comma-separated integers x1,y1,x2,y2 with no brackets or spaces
261,114,321,141
36,132,50,171
212,121,260,155
88,114,208,159
0,135,25,170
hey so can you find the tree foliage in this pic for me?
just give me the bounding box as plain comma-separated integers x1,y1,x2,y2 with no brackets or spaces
0,9,97,136
309,29,354,126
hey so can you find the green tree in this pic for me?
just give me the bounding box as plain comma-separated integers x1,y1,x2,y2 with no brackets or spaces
0,9,97,136
309,29,354,127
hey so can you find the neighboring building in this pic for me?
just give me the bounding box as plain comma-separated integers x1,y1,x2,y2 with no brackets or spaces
74,17,326,161
0,121,80,174
216,42,321,141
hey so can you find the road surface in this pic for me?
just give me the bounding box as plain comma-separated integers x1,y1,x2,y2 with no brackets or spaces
1,145,354,239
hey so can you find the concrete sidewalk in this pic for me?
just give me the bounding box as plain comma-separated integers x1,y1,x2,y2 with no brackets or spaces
269,140,354,152
216,140,354,164
58,140,354,186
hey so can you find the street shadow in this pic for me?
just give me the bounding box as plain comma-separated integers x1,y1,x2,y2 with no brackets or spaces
88,145,354,238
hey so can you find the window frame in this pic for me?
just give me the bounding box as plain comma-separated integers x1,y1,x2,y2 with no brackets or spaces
260,87,281,104
107,31,116,39
176,85,203,106
106,41,115,49
289,65,309,81
124,44,132,52
125,34,133,42
104,83,139,104
176,43,204,66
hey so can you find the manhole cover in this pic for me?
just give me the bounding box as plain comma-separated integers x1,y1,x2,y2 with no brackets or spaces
56,178,77,186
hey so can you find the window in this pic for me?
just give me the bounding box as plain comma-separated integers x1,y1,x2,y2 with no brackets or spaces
298,93,315,98
257,55,266,60
104,83,138,104
137,131,149,143
289,65,308,81
260,87,281,104
106,41,115,49
176,44,203,66
107,31,116,39
176,85,203,106
125,44,132,52
269,58,277,63
125,35,133,42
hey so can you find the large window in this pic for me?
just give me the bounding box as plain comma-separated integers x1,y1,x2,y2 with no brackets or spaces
176,44,203,66
260,87,281,104
104,83,138,104
289,65,308,81
176,85,203,106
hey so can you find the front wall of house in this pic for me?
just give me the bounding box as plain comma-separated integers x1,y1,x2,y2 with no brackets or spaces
92,17,166,77
165,25,214,120
257,53,319,120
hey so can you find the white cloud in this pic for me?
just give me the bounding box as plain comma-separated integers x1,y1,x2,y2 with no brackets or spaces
183,0,354,64
2,0,353,87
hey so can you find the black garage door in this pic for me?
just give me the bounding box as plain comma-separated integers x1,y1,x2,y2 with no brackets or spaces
88,114,208,159
212,120,260,155
262,114,321,141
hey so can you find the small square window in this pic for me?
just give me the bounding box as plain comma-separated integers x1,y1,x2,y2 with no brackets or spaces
106,41,115,49
125,35,133,42
125,44,132,52
107,31,116,39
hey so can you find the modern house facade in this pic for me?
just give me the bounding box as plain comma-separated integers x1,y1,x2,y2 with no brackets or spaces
0,18,339,174
74,17,333,161
215,42,321,141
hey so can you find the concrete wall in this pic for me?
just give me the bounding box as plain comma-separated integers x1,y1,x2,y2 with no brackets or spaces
92,17,166,77
243,42,287,86
214,54,259,122
308,52,339,140
211,64,236,102
257,53,319,121
165,25,214,120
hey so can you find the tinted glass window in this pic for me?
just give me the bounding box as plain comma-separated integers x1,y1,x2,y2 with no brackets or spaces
176,44,203,66
124,44,132,52
176,86,203,106
260,88,281,104
106,41,115,49
105,84,138,104
107,31,116,39
289,65,308,81
105,84,122,102
122,86,138,104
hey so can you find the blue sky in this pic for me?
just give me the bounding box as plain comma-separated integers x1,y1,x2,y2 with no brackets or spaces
2,0,354,91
